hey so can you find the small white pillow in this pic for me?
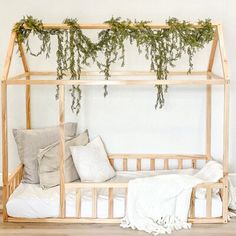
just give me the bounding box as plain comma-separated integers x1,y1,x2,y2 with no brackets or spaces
70,136,116,182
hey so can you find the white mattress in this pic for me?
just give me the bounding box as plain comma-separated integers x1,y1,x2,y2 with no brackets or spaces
7,169,222,218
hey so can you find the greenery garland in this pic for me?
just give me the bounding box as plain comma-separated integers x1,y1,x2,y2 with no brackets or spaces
13,16,214,114
59,19,97,114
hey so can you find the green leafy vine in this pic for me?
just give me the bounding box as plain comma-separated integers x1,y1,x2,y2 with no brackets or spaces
13,16,214,114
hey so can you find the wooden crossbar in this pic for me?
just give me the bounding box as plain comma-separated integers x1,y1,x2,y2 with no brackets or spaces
2,78,227,86
7,71,224,80
28,70,207,77
22,23,219,30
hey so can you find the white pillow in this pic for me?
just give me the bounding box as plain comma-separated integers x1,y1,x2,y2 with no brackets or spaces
70,136,116,182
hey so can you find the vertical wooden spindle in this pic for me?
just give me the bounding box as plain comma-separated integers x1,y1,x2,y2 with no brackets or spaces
136,159,141,171
178,159,183,169
108,188,113,218
123,158,128,171
150,159,155,170
190,188,195,218
59,85,65,218
76,189,81,218
92,188,97,218
192,159,197,169
164,159,169,170
206,187,212,218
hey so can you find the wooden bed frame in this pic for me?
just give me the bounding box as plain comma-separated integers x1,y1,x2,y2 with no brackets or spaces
1,22,229,224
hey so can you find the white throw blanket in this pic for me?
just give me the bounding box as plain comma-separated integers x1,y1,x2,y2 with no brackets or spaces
121,161,223,235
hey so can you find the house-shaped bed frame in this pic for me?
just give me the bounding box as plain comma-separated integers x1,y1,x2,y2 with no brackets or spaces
1,22,230,224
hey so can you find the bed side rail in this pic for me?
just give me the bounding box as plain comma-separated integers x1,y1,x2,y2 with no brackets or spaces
7,164,24,199
65,182,128,221
108,153,207,171
188,178,227,223
66,177,227,224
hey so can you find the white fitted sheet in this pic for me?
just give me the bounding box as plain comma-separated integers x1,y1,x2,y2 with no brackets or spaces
7,170,222,218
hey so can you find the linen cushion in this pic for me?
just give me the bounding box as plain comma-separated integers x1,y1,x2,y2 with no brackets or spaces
70,136,116,182
13,122,77,184
38,130,89,189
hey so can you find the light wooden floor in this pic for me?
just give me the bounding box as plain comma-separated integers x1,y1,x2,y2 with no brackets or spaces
0,219,236,236
0,189,236,236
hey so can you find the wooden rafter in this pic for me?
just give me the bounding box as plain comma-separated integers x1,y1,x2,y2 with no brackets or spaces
22,22,219,30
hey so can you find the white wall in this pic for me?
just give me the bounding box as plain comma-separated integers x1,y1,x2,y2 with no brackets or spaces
0,0,236,183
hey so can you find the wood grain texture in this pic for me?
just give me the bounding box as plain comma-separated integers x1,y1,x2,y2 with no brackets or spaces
18,43,31,129
22,22,219,30
205,32,218,161
207,30,219,72
108,154,207,160
2,32,16,80
5,78,226,86
59,85,65,218
76,190,81,218
8,73,27,80
217,25,230,176
92,188,97,218
206,188,212,217
136,159,141,171
150,159,155,170
108,188,113,218
28,70,207,77
1,81,8,222
0,215,235,236
123,159,128,171
1,24,230,226
190,188,195,218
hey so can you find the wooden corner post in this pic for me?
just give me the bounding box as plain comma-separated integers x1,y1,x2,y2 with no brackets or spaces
206,29,218,161
217,24,230,223
1,31,16,222
59,85,65,218
18,43,31,129
1,80,8,222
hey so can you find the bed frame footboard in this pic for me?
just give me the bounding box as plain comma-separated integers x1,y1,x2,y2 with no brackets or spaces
64,177,228,224
4,159,228,224
3,164,23,221
189,176,228,223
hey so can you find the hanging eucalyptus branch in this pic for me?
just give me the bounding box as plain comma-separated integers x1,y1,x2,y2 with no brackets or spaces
13,16,214,114
13,16,52,58
97,17,150,96
97,17,214,108
61,18,97,114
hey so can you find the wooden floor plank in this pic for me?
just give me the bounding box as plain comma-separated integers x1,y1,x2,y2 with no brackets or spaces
0,218,235,236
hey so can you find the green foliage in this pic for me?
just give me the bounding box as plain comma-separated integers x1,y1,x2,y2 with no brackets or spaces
98,17,214,108
60,18,97,114
97,17,151,96
13,16,52,58
13,16,214,114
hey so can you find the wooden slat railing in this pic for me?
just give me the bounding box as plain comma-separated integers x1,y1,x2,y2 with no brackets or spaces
108,154,207,171
7,164,23,199
189,180,225,222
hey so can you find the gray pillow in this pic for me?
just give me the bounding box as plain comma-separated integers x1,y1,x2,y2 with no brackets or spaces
38,130,89,189
13,122,77,184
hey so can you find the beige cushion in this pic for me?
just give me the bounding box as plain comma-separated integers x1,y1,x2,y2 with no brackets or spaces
38,130,89,189
13,123,77,184
70,136,116,182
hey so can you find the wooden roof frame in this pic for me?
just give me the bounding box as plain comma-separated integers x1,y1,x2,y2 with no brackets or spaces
1,23,230,222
